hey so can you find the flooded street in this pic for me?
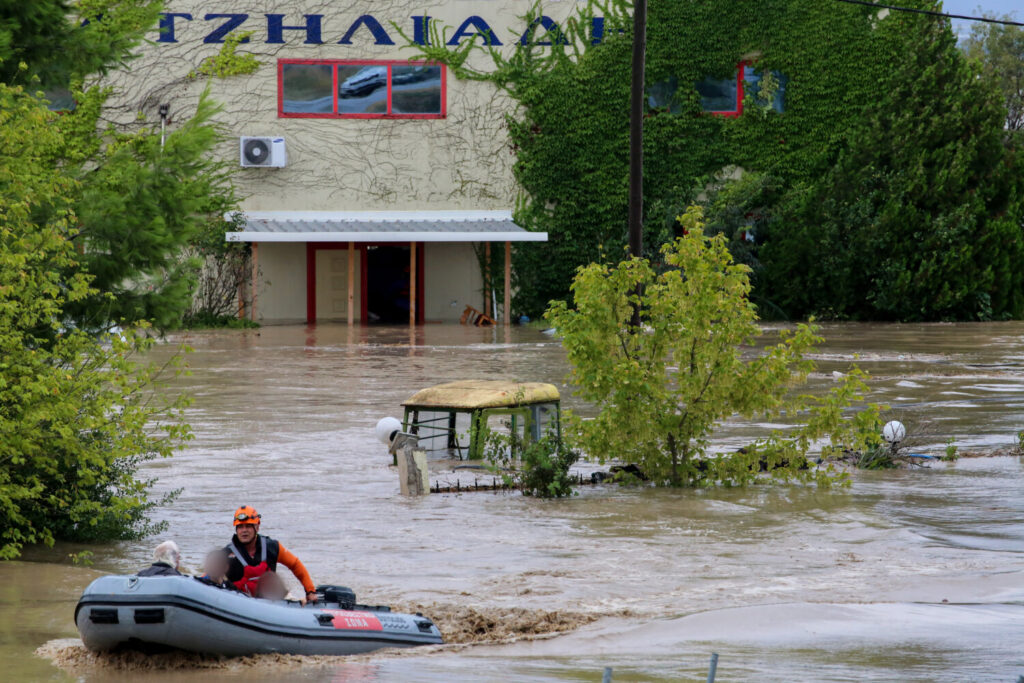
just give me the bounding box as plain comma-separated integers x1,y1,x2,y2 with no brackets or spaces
4,322,1024,681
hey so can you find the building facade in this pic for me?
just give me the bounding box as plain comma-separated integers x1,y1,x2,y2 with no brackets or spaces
102,2,585,324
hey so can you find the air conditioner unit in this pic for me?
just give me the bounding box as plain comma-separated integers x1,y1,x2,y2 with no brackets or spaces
240,136,286,168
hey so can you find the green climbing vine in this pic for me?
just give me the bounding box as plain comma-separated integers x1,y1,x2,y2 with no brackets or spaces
409,0,1021,320
189,31,260,80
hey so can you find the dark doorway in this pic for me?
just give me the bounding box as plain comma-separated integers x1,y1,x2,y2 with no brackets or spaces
366,246,411,323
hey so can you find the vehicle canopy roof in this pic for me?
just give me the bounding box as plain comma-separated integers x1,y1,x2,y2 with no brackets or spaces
402,380,559,410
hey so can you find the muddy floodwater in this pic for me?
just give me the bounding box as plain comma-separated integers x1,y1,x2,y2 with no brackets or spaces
4,322,1024,681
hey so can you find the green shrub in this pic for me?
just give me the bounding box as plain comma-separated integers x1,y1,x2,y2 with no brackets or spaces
545,206,882,487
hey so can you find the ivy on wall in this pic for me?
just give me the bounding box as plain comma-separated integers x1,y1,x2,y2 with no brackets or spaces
189,31,260,80
413,0,1020,320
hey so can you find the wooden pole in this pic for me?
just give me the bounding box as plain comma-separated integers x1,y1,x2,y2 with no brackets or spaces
629,0,647,260
409,241,417,326
629,0,648,329
347,242,355,326
504,241,511,326
250,242,259,322
484,242,491,317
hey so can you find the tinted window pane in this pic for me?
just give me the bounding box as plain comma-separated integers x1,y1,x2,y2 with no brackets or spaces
696,75,738,112
338,65,388,115
647,76,680,113
282,64,333,113
743,65,786,113
391,65,442,114
43,87,75,111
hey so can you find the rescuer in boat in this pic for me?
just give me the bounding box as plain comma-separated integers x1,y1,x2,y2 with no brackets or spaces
225,505,318,602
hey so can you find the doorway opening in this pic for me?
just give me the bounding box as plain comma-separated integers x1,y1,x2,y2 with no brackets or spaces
366,245,423,323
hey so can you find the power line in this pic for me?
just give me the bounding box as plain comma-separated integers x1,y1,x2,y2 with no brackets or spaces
833,0,1024,27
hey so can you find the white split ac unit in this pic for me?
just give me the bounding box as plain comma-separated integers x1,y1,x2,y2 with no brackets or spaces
240,136,286,168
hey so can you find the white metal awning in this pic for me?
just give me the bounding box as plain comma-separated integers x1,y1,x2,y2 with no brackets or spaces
225,210,548,243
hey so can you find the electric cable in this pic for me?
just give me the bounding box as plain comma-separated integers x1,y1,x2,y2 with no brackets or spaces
833,0,1024,27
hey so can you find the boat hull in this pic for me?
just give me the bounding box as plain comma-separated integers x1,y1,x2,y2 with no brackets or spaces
75,575,442,656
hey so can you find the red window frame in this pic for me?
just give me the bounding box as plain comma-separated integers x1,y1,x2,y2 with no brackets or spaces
278,59,447,120
705,62,747,119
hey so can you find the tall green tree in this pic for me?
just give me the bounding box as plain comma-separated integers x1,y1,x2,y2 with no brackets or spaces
762,17,1024,320
414,0,945,317
962,15,1024,133
4,0,240,331
0,1,161,88
0,82,189,559
66,89,239,330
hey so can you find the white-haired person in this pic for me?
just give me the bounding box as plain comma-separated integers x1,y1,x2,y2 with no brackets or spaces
137,540,183,577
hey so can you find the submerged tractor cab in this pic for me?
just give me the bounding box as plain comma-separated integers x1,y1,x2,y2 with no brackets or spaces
401,380,562,460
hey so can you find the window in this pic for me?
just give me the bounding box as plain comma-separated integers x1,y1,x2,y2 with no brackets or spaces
743,64,787,114
647,62,786,118
647,75,681,114
37,86,75,112
278,59,445,119
696,65,744,117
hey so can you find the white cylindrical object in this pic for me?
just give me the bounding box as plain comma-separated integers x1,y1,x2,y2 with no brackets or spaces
375,416,402,445
882,420,906,443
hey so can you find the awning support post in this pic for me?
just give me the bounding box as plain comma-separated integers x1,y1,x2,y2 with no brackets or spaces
409,241,417,326
347,241,355,326
250,242,259,322
504,241,511,326
484,241,491,317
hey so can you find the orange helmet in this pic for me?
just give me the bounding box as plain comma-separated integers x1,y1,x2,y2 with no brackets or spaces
233,505,261,527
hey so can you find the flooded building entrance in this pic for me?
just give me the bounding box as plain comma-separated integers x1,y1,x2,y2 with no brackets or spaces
226,211,548,325
366,244,422,324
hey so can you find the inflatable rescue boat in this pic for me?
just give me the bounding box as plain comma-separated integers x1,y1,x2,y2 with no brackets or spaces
75,575,443,656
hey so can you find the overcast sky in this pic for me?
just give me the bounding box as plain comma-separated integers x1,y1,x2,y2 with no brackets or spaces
942,1,1021,39
943,0,1019,18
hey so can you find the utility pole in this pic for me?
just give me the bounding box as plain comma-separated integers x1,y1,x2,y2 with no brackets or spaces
628,0,648,328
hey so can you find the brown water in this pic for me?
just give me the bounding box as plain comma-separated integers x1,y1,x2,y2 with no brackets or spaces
5,322,1024,681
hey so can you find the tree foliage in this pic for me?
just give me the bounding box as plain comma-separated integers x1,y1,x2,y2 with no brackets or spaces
963,14,1024,134
414,0,1021,321
0,0,161,88
3,0,243,332
0,82,190,559
762,18,1024,320
546,207,881,487
65,87,241,331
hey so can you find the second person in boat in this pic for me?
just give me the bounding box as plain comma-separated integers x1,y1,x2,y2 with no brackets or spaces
226,505,318,603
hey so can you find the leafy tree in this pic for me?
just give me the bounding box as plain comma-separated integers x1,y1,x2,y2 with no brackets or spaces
962,15,1024,133
546,207,881,487
65,88,241,331
3,1,242,331
0,82,190,559
0,1,162,88
412,0,945,317
762,17,1024,321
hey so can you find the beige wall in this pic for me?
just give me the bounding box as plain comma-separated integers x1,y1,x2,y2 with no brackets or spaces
423,242,484,322
254,242,306,323
102,0,583,213
103,2,567,322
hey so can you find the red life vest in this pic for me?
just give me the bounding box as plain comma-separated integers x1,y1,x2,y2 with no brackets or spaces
225,535,280,595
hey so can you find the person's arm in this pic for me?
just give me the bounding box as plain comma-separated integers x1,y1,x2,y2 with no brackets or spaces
277,544,316,596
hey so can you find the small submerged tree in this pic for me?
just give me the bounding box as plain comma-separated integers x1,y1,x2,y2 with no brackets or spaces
546,207,882,487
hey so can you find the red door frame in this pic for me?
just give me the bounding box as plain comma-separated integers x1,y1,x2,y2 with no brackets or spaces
306,242,424,324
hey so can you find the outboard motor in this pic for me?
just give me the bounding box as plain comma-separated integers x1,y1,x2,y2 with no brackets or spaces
318,585,356,610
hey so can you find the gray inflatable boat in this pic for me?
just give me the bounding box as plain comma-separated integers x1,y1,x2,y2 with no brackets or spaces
75,575,443,656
